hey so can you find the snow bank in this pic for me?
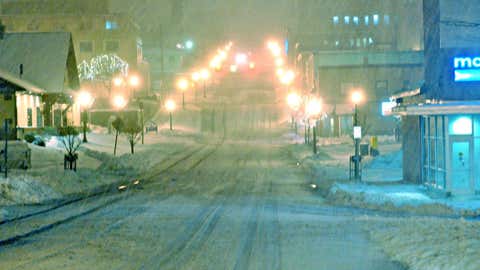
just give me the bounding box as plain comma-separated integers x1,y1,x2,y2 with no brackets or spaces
0,175,61,205
328,183,480,216
365,217,480,270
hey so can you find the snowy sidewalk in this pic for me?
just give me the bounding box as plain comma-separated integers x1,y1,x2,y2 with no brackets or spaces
329,183,480,216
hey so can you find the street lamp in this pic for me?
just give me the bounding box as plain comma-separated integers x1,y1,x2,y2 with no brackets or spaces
306,98,322,154
128,74,145,144
113,76,124,87
200,68,210,98
287,92,301,134
128,74,141,100
177,78,189,109
275,58,284,67
192,72,201,100
351,90,364,181
77,90,94,143
111,95,127,156
112,95,128,110
280,69,295,93
165,99,176,131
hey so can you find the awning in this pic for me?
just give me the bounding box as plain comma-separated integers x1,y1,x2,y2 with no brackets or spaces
391,101,480,116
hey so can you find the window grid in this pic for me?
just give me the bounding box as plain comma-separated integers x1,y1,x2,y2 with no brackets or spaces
422,115,447,189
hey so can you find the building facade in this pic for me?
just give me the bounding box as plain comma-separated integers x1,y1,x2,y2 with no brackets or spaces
298,50,424,135
390,0,480,195
0,32,81,134
0,0,149,99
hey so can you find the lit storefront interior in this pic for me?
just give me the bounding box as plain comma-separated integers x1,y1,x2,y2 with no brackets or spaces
393,102,480,195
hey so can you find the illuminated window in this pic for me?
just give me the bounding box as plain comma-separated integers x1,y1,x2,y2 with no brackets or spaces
449,116,472,135
353,16,359,25
373,14,379,25
344,16,350,25
105,20,118,30
333,16,339,25
364,16,370,25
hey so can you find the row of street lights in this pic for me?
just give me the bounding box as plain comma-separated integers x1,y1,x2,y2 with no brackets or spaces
163,42,234,131
266,40,296,90
266,39,365,180
76,73,143,143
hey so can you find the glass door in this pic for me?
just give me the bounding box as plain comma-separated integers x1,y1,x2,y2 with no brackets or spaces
450,137,473,193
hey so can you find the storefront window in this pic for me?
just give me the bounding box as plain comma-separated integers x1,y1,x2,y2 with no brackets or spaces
474,115,480,136
474,116,480,191
475,138,480,192
421,116,448,188
449,115,472,135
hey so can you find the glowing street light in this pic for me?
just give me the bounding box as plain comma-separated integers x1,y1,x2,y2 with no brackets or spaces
165,99,176,131
77,90,94,143
230,64,238,73
112,95,128,110
113,76,124,87
350,89,365,181
200,69,210,98
177,78,189,109
249,62,256,69
351,90,364,106
235,53,248,65
275,58,284,67
127,74,141,100
306,98,322,118
276,68,285,77
280,70,295,86
192,71,201,82
287,92,302,111
77,91,94,109
128,75,140,88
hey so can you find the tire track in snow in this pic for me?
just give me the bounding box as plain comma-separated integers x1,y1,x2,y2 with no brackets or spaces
143,144,256,269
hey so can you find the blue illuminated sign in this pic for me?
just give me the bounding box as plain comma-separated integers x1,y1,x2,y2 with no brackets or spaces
454,56,480,82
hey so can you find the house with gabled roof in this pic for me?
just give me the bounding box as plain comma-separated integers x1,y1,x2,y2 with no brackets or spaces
0,31,81,137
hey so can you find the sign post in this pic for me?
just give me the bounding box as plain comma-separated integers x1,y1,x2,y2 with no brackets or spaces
353,126,362,181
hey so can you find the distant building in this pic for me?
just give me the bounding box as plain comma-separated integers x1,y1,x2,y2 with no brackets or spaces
0,32,81,138
298,50,424,135
0,0,150,99
292,0,423,53
291,0,424,135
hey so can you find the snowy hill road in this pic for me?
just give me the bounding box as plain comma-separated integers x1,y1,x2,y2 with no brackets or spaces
0,139,405,270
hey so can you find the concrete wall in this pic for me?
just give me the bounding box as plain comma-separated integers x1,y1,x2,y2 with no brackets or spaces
402,115,421,183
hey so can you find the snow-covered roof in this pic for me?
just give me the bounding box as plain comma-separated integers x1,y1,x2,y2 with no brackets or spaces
0,68,45,94
0,32,79,93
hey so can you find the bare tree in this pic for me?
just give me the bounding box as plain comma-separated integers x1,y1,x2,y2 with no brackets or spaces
58,126,82,171
123,122,142,155
112,116,124,156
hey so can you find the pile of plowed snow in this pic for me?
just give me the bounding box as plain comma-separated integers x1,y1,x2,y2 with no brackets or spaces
364,217,480,270
0,175,61,205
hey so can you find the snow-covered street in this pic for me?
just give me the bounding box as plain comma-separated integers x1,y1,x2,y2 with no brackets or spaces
0,136,405,270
